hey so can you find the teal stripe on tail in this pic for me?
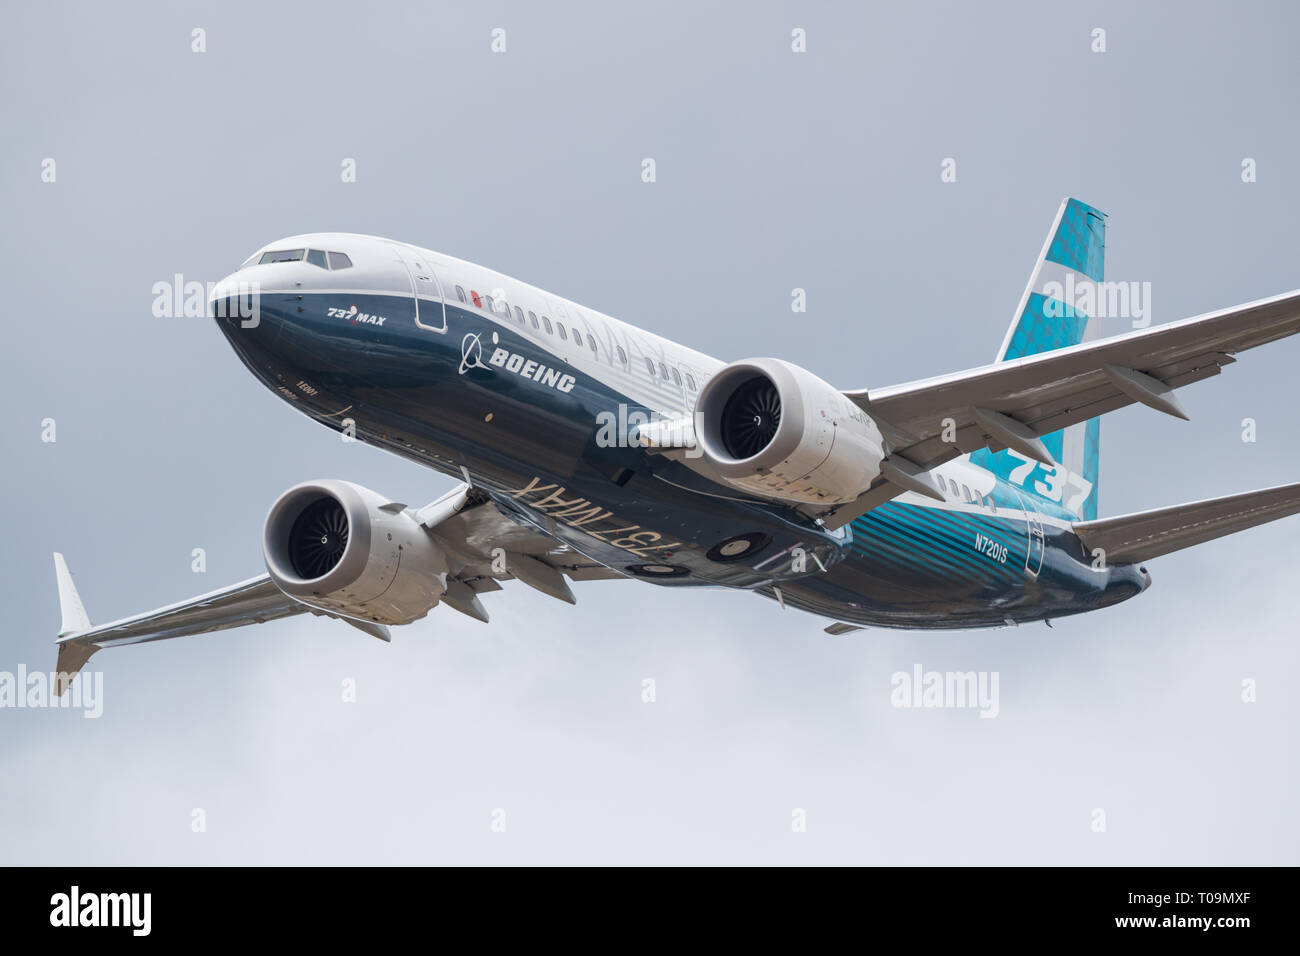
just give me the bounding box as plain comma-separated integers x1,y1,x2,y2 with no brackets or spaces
971,198,1105,520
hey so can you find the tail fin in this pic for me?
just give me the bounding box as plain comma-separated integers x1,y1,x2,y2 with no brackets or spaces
53,553,96,694
971,197,1105,519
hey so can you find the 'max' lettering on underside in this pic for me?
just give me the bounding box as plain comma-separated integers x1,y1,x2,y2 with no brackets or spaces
506,477,681,557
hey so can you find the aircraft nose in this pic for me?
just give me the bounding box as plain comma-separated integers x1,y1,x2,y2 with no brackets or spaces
209,270,262,328
209,271,238,301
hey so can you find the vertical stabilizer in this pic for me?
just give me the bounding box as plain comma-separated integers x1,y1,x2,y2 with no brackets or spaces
971,198,1105,519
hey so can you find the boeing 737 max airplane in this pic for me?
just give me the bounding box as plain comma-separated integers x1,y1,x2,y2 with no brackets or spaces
50,199,1300,690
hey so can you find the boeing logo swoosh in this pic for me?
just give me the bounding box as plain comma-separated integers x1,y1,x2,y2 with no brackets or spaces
459,332,496,374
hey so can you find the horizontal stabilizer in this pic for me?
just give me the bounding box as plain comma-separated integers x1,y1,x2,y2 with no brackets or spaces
1073,481,1300,565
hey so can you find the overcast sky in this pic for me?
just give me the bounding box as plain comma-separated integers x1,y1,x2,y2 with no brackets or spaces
2,0,1297,864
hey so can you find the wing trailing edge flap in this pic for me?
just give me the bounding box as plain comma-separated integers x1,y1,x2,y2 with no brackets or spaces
419,484,629,621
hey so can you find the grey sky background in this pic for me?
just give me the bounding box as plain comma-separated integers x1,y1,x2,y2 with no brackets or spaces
2,0,1297,864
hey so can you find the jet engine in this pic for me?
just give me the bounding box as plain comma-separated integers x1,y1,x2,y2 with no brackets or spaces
694,358,886,505
263,479,448,624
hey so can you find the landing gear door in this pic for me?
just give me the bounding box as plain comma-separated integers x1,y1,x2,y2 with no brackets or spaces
1013,490,1045,580
396,248,448,333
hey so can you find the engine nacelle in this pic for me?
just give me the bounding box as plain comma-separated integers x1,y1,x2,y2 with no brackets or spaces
695,358,885,505
263,479,448,625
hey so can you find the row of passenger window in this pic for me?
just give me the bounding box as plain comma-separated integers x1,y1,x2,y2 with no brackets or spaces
643,357,694,390
936,474,998,513
452,284,698,390
454,285,598,353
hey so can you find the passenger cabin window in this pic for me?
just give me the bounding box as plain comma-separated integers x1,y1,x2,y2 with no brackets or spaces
617,346,627,365
558,324,567,341
658,362,669,379
471,290,482,308
589,337,598,355
529,312,539,329
670,368,682,386
543,316,553,334
259,249,305,264
571,329,581,347
686,373,697,390
949,479,960,497
513,306,524,324
962,484,972,502
306,249,328,269
327,251,353,270
645,358,655,375
455,286,466,303
483,295,495,312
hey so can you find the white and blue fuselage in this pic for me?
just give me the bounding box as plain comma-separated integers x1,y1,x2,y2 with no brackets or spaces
209,232,1148,630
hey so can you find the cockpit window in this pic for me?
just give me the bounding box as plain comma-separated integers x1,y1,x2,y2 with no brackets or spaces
259,249,306,264
306,249,328,269
327,251,353,270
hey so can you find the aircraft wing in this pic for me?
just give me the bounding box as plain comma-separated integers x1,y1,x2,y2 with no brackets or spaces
1072,481,1300,565
52,567,312,693
827,288,1300,527
52,486,625,692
